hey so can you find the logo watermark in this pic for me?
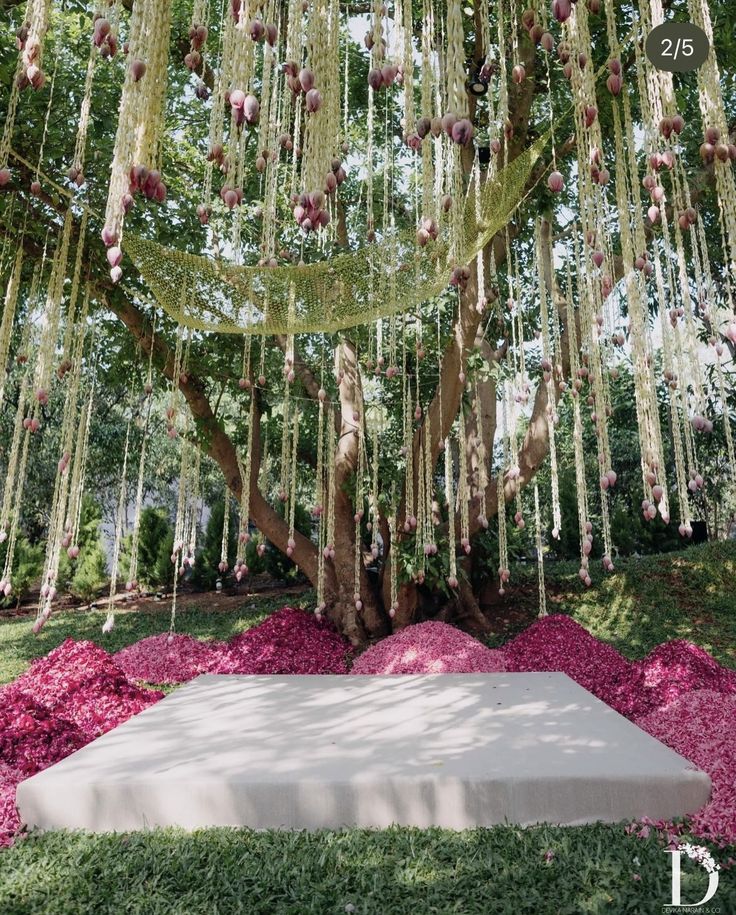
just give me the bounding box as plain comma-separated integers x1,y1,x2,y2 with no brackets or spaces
663,843,720,913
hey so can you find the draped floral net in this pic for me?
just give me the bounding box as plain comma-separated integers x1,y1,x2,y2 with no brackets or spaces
122,134,546,335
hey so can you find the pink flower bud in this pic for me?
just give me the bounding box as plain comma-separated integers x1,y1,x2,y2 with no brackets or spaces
305,88,322,113
130,59,146,81
299,68,315,92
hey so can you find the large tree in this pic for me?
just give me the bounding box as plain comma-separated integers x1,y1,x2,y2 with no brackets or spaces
1,1,735,644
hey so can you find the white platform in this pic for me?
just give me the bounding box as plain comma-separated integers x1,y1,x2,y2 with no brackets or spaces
16,673,710,832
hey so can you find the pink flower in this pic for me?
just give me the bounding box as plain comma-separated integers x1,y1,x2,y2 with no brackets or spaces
351,621,506,675
636,690,736,845
211,607,353,675
115,634,226,685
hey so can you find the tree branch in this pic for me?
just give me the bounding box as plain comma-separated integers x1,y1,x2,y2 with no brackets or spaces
103,289,320,583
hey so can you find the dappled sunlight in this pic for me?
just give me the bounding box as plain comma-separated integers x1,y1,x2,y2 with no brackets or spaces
14,672,710,833
1,604,735,847
351,621,506,675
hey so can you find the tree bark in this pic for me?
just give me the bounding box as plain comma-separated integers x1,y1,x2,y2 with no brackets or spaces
324,339,387,643
105,293,321,585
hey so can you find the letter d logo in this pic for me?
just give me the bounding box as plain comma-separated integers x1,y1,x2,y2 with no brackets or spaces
666,848,719,907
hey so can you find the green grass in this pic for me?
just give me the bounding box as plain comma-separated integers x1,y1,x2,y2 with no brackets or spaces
486,540,736,668
0,591,313,685
3,543,734,684
1,824,733,915
1,546,735,912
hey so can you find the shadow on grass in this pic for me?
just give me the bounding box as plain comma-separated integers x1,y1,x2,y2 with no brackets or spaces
1,823,733,915
0,591,315,685
483,541,736,668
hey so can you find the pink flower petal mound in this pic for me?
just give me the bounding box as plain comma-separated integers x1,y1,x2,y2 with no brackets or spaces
631,640,736,719
115,633,226,685
213,607,353,675
636,689,736,845
502,614,637,713
502,616,736,720
0,763,23,848
11,639,163,741
0,688,85,776
350,621,507,675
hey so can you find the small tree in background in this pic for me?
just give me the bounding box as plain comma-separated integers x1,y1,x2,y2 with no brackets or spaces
58,496,108,603
135,507,175,590
0,538,44,609
192,499,237,591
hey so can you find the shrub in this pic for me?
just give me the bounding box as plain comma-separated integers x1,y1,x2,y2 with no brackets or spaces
58,496,108,603
154,529,175,590
0,537,44,608
136,507,174,589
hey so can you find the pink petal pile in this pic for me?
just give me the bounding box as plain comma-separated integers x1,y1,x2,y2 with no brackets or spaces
113,609,352,682
631,639,736,719
502,614,637,713
635,690,736,845
350,620,506,675
502,615,736,721
213,606,353,675
0,689,86,776
115,633,227,685
0,763,22,848
0,640,163,847
11,639,163,741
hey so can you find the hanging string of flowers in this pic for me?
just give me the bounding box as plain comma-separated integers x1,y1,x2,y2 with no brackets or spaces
0,340,36,601
101,0,172,271
497,427,510,596
62,360,95,568
563,249,592,586
92,0,120,60
535,221,561,541
37,272,91,628
0,246,24,411
126,389,153,594
16,0,52,91
67,38,97,188
183,447,202,573
291,0,342,234
31,209,73,426
444,433,458,591
235,393,256,578
534,482,546,618
101,421,131,634
287,406,300,561
687,0,736,299
0,400,33,603
30,45,59,197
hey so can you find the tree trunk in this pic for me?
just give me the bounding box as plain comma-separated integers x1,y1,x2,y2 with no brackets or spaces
323,340,387,644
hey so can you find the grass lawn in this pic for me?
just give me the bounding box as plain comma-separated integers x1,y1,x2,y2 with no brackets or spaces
485,540,736,668
1,823,733,915
0,590,312,686
1,543,735,913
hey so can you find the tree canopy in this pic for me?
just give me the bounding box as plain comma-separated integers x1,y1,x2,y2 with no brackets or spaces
0,0,735,643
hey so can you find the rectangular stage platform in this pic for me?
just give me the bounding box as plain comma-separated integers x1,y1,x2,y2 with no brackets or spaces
16,673,710,832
